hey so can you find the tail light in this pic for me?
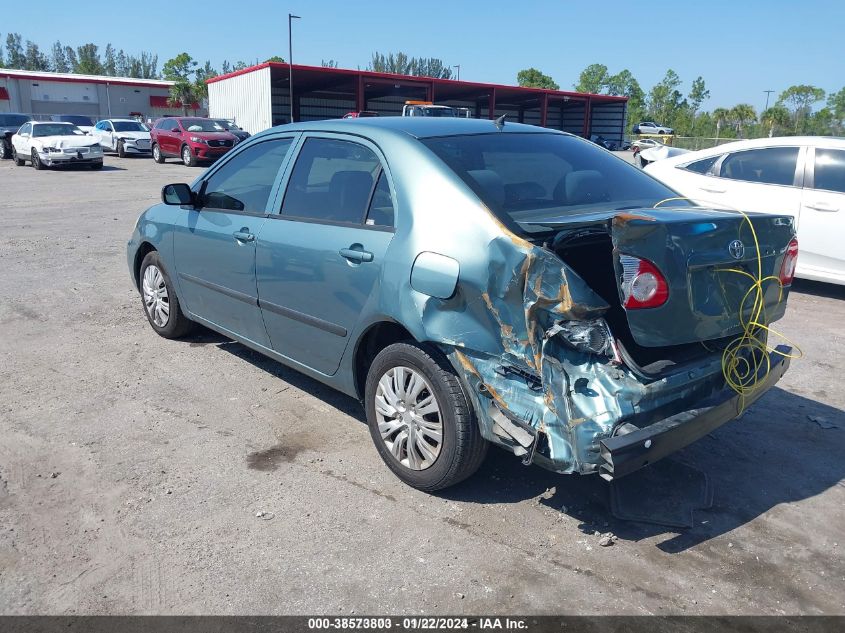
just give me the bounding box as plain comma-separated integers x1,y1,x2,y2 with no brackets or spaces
779,238,799,286
619,255,669,309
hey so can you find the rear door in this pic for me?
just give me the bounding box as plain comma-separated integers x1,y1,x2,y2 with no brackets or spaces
173,136,297,346
798,146,845,282
255,134,396,375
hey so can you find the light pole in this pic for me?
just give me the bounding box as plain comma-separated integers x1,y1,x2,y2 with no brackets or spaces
452,65,460,81
288,13,301,123
763,90,774,113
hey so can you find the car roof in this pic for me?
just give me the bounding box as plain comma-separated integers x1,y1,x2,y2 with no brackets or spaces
258,117,565,140
33,120,73,125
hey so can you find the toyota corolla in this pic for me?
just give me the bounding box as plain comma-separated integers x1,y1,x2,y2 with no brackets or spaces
127,118,797,491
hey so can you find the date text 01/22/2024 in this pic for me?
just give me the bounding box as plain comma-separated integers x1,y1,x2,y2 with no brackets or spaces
307,617,529,630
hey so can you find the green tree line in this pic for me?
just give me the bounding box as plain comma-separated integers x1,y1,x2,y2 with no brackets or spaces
519,63,845,138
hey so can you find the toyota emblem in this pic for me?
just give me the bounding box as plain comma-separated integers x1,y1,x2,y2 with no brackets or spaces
728,240,745,260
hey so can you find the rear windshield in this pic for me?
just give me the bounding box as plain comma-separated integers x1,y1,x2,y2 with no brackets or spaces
52,115,94,126
113,121,148,132
0,114,30,127
422,133,685,233
181,118,224,132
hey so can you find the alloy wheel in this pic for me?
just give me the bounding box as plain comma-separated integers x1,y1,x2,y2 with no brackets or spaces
142,265,170,327
374,366,443,470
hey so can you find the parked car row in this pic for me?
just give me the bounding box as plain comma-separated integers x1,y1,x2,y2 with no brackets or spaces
3,114,251,169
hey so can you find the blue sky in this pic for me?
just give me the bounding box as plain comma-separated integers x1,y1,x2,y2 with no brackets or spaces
5,0,844,111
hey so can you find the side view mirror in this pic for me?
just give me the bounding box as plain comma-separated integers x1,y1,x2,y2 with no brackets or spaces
162,183,194,206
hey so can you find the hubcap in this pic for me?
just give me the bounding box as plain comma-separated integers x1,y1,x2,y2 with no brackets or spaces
142,265,170,327
183,147,190,163
374,366,443,470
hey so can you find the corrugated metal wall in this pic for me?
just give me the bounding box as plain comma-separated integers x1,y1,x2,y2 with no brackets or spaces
208,66,271,135
590,101,626,144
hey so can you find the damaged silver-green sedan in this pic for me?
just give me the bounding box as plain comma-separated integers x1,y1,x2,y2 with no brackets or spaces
127,117,798,491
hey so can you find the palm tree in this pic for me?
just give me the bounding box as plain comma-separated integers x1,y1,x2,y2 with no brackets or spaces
761,105,792,137
712,107,730,140
730,104,757,138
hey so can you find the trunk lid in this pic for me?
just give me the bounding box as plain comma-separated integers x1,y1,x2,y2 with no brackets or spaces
609,208,794,347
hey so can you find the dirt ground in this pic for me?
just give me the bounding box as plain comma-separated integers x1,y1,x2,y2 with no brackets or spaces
0,154,843,615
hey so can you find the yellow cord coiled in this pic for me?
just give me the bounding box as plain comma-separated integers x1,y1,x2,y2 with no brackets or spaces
651,199,802,409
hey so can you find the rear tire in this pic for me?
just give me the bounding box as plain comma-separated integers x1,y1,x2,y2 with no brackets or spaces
181,145,196,167
365,342,487,491
139,251,194,339
12,147,25,166
152,143,165,163
31,149,44,170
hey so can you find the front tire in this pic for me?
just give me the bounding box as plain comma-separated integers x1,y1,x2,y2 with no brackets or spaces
181,145,196,167
117,140,126,158
365,342,487,491
31,148,44,170
139,251,194,339
152,143,165,163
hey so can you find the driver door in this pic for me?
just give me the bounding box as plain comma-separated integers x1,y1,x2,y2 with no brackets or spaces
173,135,297,346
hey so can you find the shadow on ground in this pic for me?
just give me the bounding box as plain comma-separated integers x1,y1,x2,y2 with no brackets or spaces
790,278,845,301
186,328,845,554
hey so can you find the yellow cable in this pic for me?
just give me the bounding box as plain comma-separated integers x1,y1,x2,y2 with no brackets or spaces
649,199,802,409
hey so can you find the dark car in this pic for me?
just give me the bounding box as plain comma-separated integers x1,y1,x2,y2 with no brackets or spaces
149,117,239,166
1,113,32,159
127,118,797,491
211,118,251,143
49,114,95,132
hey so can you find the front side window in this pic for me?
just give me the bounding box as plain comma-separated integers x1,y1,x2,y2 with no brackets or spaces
718,147,799,186
281,138,381,224
201,138,294,213
18,123,32,135
813,148,845,194
422,133,685,235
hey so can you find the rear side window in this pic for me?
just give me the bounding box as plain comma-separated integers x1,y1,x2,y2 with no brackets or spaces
281,138,381,224
813,148,845,194
201,139,294,213
718,147,799,186
682,155,719,175
365,171,395,228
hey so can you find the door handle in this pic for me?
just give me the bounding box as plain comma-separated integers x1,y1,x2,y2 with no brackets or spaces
699,186,726,194
805,202,839,212
339,247,373,263
233,230,255,242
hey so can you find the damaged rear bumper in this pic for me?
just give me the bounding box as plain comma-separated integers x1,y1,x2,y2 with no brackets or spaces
598,345,791,480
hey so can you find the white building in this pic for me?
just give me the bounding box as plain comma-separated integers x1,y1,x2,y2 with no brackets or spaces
0,68,204,120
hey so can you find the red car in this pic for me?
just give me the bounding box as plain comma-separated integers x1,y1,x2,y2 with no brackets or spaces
149,117,239,166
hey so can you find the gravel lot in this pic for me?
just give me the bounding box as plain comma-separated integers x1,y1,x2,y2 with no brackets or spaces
1,154,844,615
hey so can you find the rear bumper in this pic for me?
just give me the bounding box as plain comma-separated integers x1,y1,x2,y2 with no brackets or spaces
598,345,791,480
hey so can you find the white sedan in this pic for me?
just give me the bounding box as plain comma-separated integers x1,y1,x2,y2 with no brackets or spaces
645,137,845,285
11,121,103,170
91,119,152,157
